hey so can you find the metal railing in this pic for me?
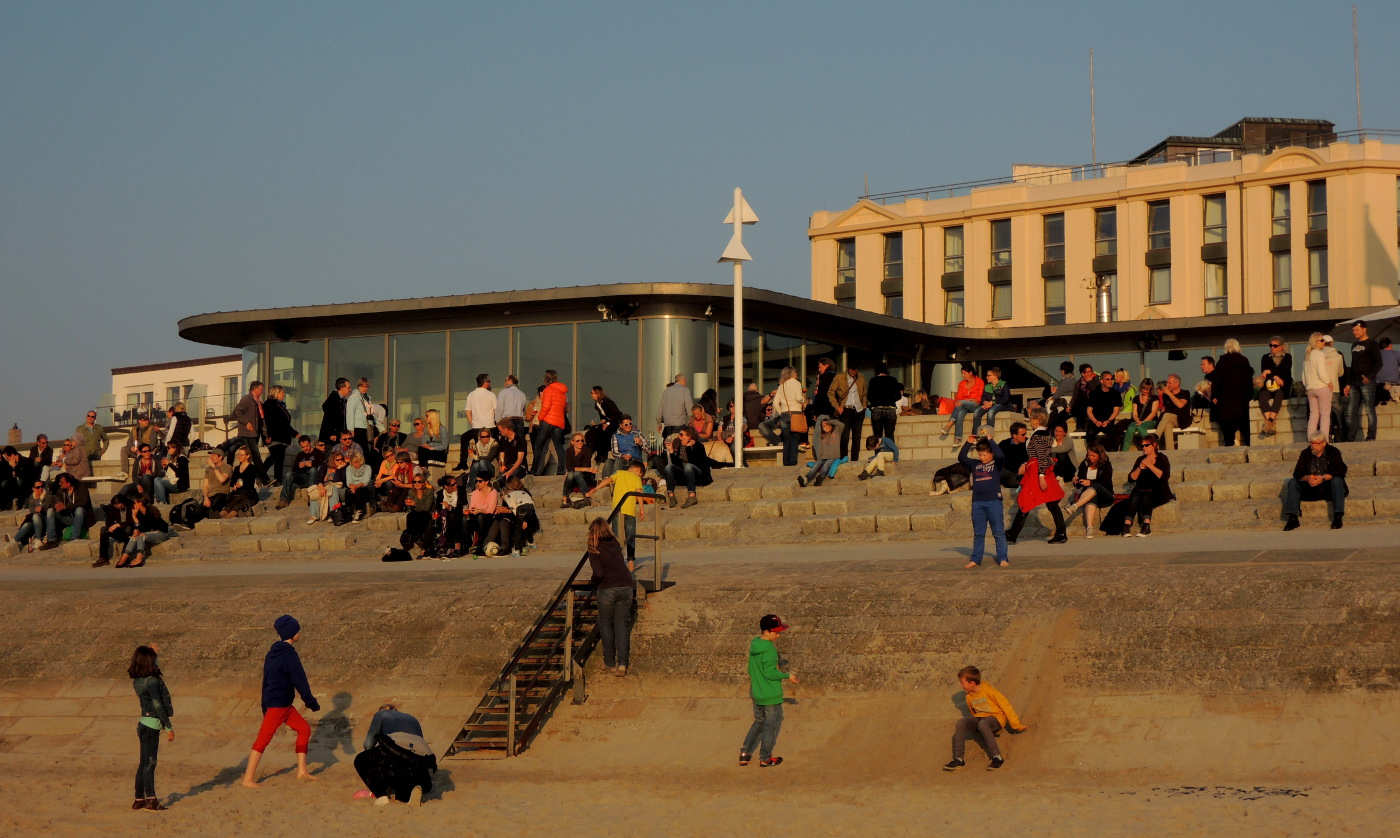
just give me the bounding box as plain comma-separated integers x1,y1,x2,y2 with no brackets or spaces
862,128,1400,205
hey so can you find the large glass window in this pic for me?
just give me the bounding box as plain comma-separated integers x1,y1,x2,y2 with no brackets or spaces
242,345,263,395
990,219,1011,267
1147,201,1171,250
1308,248,1328,306
944,291,964,326
1044,276,1065,325
1271,185,1290,236
1204,263,1228,314
577,321,639,429
883,234,902,280
1149,267,1171,305
269,340,326,435
884,295,903,317
836,238,855,284
513,324,575,416
1272,252,1292,310
1094,207,1117,256
449,327,509,437
1043,213,1064,261
391,332,447,427
991,283,1012,321
329,336,386,405
716,327,763,423
1307,180,1327,231
943,226,964,272
1203,194,1227,244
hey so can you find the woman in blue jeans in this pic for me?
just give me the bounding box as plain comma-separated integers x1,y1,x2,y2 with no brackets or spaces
586,519,634,676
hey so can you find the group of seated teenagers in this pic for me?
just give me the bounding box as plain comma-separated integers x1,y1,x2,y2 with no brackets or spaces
397,471,540,559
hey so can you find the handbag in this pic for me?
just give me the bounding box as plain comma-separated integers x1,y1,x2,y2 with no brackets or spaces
788,412,809,434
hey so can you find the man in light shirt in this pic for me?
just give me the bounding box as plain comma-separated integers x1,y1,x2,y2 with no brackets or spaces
495,374,529,471
458,373,498,470
829,366,866,463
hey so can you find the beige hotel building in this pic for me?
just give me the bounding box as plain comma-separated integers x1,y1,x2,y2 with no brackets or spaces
809,118,1400,341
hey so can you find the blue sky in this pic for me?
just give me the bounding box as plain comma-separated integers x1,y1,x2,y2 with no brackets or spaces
2,0,1398,435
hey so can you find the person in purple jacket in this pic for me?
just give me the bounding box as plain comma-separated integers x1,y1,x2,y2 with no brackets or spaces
241,614,321,787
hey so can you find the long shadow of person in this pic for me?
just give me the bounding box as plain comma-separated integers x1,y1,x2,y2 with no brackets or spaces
165,760,294,806
307,692,356,773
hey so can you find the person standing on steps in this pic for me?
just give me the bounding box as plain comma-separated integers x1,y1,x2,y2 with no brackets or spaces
586,518,635,677
1345,320,1383,442
739,614,796,768
865,363,903,443
1005,407,1067,545
129,644,174,811
242,615,321,788
828,364,867,464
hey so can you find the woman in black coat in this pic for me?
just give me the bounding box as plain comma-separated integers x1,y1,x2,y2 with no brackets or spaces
1257,338,1293,437
1065,444,1114,538
1211,340,1255,447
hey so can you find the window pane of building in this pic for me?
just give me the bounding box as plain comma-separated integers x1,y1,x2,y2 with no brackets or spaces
1149,266,1171,305
1203,194,1226,244
1307,181,1327,231
1271,185,1290,236
1043,213,1064,261
1147,201,1171,250
577,320,639,431
1095,207,1117,256
945,291,964,325
513,324,575,417
449,327,509,437
1272,252,1292,309
329,336,386,404
990,219,1011,267
241,345,262,395
715,327,762,421
991,283,1012,320
944,226,964,272
884,295,903,317
1044,276,1065,325
883,234,903,280
1203,263,1228,314
269,340,326,435
1308,248,1328,305
837,238,855,284
640,319,714,433
391,332,447,428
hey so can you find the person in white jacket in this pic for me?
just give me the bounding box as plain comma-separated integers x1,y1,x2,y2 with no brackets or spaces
769,367,806,467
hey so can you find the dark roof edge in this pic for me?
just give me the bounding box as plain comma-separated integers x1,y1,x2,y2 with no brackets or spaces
111,354,244,376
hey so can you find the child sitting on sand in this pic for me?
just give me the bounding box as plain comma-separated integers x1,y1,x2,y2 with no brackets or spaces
241,614,321,787
943,665,1027,771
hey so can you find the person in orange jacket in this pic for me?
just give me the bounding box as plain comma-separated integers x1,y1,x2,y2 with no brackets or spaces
532,370,569,476
944,665,1027,771
940,365,987,439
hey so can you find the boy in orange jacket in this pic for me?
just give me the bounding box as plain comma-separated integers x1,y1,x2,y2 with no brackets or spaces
944,665,1027,771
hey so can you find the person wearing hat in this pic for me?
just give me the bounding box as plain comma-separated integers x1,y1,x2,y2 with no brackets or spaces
739,614,797,768
1319,334,1347,441
241,615,321,788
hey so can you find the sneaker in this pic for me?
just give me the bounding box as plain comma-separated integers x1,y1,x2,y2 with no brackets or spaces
1283,514,1300,531
987,756,1004,770
520,545,531,557
942,758,966,771
407,785,423,807
352,511,363,522
739,751,752,766
681,495,698,508
1047,533,1067,544
1331,516,1343,530
305,517,317,525
667,494,677,509
510,549,521,558
374,795,391,807
758,756,783,768
857,472,870,481
795,475,806,487
560,498,572,509
1138,523,1151,537
929,483,948,496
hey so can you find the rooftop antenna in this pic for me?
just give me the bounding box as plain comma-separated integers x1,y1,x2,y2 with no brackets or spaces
864,173,869,197
1089,49,1097,165
1353,5,1363,134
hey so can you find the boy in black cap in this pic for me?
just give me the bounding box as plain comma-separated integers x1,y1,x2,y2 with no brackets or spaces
739,614,797,768
241,614,321,787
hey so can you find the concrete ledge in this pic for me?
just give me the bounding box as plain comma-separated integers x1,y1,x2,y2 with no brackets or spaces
876,513,910,533
1247,448,1289,463
696,518,736,539
227,535,262,553
780,500,813,518
60,540,96,560
812,499,849,515
761,484,795,500
193,518,222,536
1211,483,1250,501
910,511,952,531
799,517,838,535
1182,466,1224,483
1206,451,1247,465
220,519,252,536
838,514,875,534
863,480,900,497
248,517,288,535
1373,497,1400,516
1249,480,1284,500
726,486,762,502
1375,460,1400,476
898,478,931,496
258,536,291,552
748,502,780,519
1174,484,1211,502
318,533,356,550
368,513,407,532
665,520,698,540
285,533,322,552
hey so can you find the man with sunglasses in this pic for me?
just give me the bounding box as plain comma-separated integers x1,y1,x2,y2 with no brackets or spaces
603,415,647,479
74,410,108,465
0,446,33,511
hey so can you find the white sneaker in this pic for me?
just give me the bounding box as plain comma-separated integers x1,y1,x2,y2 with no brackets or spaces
305,517,317,525
407,785,423,806
374,795,391,807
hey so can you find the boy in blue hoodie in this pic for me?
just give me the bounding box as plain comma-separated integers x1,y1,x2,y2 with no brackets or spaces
241,614,321,787
960,435,1008,569
739,614,797,768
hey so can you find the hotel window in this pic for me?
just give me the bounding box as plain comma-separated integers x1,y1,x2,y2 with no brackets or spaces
1203,194,1226,244
1149,267,1171,305
1203,263,1227,314
1308,247,1328,306
1307,181,1327,231
945,290,964,326
944,226,964,272
991,283,1012,321
883,234,903,280
1271,185,1290,236
1147,201,1171,250
1044,276,1065,325
1094,207,1116,256
1042,213,1064,261
222,375,241,413
1272,252,1292,309
884,295,903,318
990,219,1011,267
836,238,855,285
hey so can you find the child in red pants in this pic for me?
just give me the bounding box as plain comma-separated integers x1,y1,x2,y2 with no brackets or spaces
241,614,321,787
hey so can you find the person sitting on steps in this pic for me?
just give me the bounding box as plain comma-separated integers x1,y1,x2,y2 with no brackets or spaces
1282,433,1347,531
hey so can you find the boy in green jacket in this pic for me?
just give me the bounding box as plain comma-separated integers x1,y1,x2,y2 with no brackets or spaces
739,614,797,768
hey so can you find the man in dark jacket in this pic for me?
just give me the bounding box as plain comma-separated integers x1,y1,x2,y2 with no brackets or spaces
1345,320,1383,441
319,378,351,443
262,385,297,485
742,383,766,444
231,381,267,483
1211,343,1254,447
805,357,837,431
0,446,33,510
276,436,324,508
39,473,92,549
1282,434,1348,530
585,386,624,465
866,364,904,441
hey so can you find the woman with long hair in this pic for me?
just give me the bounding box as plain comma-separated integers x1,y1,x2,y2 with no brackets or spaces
1005,407,1067,545
129,644,174,811
417,409,448,469
1121,379,1161,451
1064,444,1114,539
1302,332,1332,439
586,518,635,676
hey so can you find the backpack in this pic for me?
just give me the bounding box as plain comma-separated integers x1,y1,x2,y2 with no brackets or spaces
171,498,206,527
330,503,352,527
